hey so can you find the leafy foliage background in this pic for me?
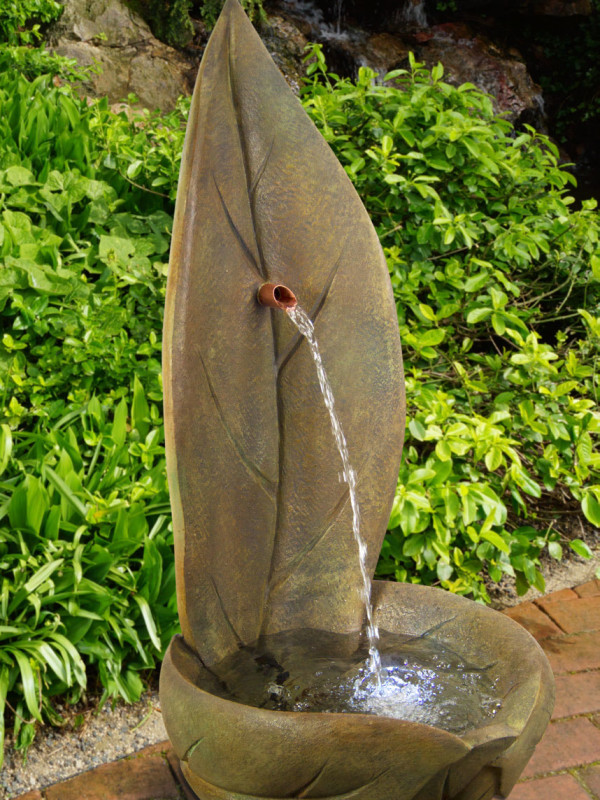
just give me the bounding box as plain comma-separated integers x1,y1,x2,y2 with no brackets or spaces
0,3,599,763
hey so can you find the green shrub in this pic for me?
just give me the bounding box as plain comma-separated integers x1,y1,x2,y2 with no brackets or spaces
1,44,600,762
0,45,89,82
0,393,176,757
136,0,194,48
0,71,185,763
0,0,62,45
301,47,600,601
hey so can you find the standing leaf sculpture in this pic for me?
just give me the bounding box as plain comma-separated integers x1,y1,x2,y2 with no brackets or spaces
160,3,554,799
163,0,404,667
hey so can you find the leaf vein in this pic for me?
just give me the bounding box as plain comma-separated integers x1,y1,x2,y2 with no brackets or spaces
198,349,276,500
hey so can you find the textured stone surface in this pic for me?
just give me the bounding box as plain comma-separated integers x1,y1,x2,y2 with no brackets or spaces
528,0,592,14
162,0,405,661
537,587,578,605
409,23,544,125
161,583,554,800
46,0,195,111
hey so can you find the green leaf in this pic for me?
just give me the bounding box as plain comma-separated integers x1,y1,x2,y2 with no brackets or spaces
10,650,42,723
43,465,88,519
436,561,453,581
0,424,12,477
419,329,446,348
5,166,36,186
484,447,503,472
26,476,49,535
548,541,563,560
408,419,426,441
570,539,593,559
435,441,452,462
112,398,128,447
24,559,64,594
403,534,425,557
480,529,510,554
466,307,491,324
132,594,161,651
131,376,150,440
510,465,541,498
0,664,8,769
582,493,600,527
464,273,489,292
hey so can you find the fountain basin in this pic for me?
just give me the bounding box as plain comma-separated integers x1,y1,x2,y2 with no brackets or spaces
160,581,553,800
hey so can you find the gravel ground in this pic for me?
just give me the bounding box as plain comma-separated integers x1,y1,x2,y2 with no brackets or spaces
0,692,167,800
486,548,600,608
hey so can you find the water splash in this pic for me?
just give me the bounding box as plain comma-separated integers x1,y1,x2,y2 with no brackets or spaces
401,0,428,28
282,0,353,42
287,305,382,685
334,0,344,33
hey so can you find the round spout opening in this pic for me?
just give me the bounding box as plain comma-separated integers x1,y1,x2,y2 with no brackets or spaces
257,283,297,310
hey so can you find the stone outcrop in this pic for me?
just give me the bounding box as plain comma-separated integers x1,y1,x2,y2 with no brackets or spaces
46,0,309,109
259,14,308,94
46,0,197,111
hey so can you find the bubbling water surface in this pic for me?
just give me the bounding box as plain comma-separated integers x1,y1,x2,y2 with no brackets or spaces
213,630,503,735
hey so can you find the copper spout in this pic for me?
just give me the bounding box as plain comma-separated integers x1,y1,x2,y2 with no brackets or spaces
257,283,297,310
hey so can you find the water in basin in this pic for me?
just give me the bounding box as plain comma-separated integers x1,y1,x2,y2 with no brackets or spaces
213,628,503,736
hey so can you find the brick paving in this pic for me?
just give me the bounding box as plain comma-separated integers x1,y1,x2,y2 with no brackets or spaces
11,578,600,800
506,577,600,799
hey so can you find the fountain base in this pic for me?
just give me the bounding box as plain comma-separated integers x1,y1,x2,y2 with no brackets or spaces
160,582,553,800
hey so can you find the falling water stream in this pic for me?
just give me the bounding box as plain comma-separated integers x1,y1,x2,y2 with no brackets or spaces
287,305,382,686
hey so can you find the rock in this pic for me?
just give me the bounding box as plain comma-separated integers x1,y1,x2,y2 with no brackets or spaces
409,23,545,125
272,1,544,127
46,0,196,111
363,32,411,74
259,14,309,94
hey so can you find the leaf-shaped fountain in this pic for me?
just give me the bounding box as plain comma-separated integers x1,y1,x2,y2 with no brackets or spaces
159,2,554,798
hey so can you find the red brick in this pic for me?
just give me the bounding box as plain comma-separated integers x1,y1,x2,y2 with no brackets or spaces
580,764,600,796
537,588,578,605
509,774,592,800
522,718,600,778
44,754,180,800
541,596,600,634
542,631,600,674
576,580,600,599
553,670,600,718
503,602,562,640
13,792,43,800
